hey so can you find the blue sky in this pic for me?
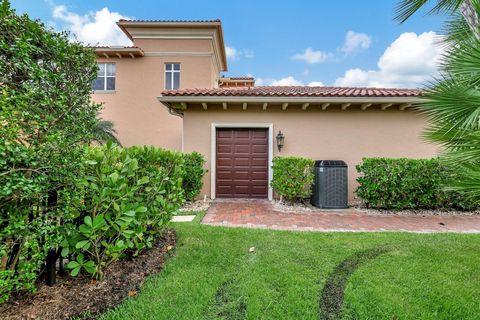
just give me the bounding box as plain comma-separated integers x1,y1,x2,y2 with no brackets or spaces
11,0,446,88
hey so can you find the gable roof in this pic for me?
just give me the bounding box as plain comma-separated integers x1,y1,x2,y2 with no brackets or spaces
161,86,422,98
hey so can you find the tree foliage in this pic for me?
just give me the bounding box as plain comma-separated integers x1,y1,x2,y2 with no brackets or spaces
0,0,100,301
396,0,480,205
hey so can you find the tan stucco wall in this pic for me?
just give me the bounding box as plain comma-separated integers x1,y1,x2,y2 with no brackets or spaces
92,39,218,149
182,105,438,200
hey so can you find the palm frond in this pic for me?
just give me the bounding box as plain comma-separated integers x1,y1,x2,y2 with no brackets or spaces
93,114,122,146
395,0,464,23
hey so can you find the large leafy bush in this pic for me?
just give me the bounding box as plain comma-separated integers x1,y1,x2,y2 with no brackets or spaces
0,1,99,302
182,152,207,201
62,144,185,279
356,158,478,210
271,156,314,204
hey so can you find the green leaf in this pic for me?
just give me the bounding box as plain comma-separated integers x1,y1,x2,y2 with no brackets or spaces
67,261,80,269
61,247,69,257
75,240,90,250
110,172,119,183
71,266,81,277
138,176,149,185
123,210,136,217
84,216,93,227
135,206,148,213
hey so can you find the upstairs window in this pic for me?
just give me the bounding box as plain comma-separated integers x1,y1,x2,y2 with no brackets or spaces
165,63,180,90
93,63,116,91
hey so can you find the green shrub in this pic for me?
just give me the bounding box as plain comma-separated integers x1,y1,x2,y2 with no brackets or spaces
0,2,99,302
356,158,478,210
62,143,185,279
271,156,314,204
182,152,207,201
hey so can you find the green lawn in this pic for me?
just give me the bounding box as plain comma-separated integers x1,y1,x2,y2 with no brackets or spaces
102,217,480,320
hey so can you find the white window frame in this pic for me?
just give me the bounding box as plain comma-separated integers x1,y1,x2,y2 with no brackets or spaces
94,62,116,92
210,123,274,200
165,63,180,90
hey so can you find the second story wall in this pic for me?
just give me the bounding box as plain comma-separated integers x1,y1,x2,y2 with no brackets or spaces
91,20,228,150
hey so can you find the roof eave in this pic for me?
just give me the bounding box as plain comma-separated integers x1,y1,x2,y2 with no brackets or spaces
158,95,422,105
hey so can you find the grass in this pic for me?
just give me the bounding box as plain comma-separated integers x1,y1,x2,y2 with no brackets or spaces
101,217,480,320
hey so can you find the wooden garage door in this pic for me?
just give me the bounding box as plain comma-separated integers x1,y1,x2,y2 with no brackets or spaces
216,128,268,198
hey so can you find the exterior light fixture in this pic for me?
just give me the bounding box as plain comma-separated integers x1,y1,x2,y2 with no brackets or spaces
276,130,285,152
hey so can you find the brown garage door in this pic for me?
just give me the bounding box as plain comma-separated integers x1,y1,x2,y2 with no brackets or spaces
216,128,268,198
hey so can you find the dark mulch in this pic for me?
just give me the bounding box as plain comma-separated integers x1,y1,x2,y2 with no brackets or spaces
319,246,392,320
1,230,176,320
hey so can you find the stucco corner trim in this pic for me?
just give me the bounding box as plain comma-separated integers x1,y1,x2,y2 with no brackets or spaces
210,123,274,201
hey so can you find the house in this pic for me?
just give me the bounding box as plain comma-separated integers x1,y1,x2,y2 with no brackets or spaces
93,20,437,201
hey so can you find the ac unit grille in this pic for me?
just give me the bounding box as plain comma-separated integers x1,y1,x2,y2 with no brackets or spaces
311,160,348,209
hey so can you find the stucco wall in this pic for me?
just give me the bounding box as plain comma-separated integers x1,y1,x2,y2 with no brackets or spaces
182,105,438,200
92,39,217,149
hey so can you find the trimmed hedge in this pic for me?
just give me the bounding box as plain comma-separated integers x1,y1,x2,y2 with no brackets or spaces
271,156,315,204
356,157,478,210
182,152,207,201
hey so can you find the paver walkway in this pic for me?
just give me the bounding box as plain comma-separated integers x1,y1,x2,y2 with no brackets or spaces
203,199,480,233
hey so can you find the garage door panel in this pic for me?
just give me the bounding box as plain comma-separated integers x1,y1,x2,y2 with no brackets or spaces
252,130,267,138
217,144,233,153
251,144,267,153
251,171,268,180
216,128,268,198
234,157,250,167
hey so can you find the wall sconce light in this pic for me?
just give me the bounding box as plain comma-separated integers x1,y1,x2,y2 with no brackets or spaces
276,130,285,152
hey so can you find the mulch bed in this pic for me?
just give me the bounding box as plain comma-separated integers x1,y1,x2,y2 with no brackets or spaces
1,230,176,320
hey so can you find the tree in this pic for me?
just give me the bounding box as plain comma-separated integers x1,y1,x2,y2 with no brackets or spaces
0,0,100,301
396,0,480,201
93,113,122,146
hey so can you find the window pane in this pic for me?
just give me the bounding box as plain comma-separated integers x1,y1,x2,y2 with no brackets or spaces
165,72,172,89
106,77,115,90
106,63,116,76
173,72,180,89
92,77,104,90
173,63,180,71
97,63,105,77
165,63,172,71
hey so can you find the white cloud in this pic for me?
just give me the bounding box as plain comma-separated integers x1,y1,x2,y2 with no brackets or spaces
226,46,254,61
292,48,333,64
308,81,324,86
335,31,443,88
225,46,238,60
270,76,304,86
255,76,323,86
342,31,371,55
52,5,132,46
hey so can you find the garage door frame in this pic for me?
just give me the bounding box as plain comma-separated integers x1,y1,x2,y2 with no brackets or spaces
211,123,273,200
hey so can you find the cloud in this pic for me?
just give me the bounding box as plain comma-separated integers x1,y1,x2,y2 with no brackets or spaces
307,81,324,86
226,46,254,61
292,48,333,64
341,31,371,55
52,5,132,46
255,76,323,86
334,31,443,88
225,46,238,60
270,76,304,86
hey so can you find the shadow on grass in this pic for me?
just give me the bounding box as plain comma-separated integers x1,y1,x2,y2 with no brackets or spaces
319,246,393,320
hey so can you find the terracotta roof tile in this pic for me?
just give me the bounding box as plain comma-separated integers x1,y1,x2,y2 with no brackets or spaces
161,86,422,98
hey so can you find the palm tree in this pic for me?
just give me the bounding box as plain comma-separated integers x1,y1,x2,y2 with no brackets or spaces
395,0,479,38
93,114,122,146
396,0,480,200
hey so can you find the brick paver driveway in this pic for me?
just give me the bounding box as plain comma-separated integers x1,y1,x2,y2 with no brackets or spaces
203,199,480,233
